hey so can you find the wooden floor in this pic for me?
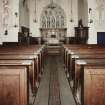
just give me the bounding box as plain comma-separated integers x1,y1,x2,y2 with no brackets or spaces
34,55,76,105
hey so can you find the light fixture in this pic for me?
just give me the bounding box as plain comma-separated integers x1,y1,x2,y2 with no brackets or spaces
70,19,73,22
14,12,18,27
48,0,56,9
23,0,26,6
15,12,18,17
14,24,18,28
89,8,93,23
89,8,92,14
89,19,93,23
4,30,8,35
33,0,37,23
70,0,74,22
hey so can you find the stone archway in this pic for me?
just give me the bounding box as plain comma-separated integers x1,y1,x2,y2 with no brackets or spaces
40,3,67,43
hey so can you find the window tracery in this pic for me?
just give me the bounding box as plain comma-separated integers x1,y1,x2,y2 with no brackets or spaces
41,4,66,29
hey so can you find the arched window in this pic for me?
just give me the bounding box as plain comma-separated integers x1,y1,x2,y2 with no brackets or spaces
41,3,66,29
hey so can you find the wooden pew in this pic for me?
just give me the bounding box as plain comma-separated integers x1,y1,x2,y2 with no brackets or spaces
0,46,46,92
63,44,101,72
0,45,45,74
63,44,105,63
0,59,34,88
83,65,105,105
0,45,46,105
70,54,105,81
64,46,105,105
0,45,46,86
63,44,105,105
0,65,29,105
67,51,105,87
74,59,105,105
64,45,105,75
66,50,105,78
0,54,39,90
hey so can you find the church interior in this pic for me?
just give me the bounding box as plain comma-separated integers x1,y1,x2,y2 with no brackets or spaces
0,0,105,105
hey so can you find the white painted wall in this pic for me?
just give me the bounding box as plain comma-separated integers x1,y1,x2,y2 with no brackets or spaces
88,0,105,44
77,0,105,44
0,0,30,43
0,0,19,43
0,0,105,44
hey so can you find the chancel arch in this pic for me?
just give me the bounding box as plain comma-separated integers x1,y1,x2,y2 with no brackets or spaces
40,3,67,44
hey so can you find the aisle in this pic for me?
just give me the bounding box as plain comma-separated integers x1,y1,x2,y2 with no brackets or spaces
48,56,60,105
34,56,76,105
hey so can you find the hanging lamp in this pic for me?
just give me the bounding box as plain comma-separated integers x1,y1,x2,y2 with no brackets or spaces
70,0,74,22
33,0,37,22
48,0,56,9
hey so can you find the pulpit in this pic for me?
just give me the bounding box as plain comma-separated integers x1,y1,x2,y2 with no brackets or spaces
75,27,89,44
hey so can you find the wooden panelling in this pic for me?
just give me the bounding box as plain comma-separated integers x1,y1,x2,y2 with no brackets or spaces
84,66,105,105
0,66,28,105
